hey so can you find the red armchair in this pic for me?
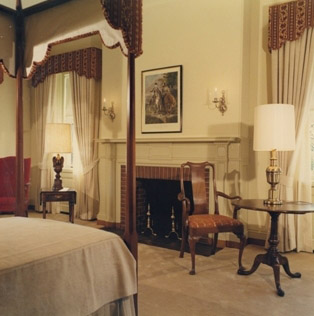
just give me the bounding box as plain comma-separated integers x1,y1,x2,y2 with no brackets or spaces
0,156,31,213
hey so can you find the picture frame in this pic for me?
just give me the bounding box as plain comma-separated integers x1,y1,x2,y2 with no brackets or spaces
141,65,182,133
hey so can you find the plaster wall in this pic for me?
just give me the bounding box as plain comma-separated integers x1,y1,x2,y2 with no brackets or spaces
102,0,246,139
0,76,16,157
0,76,31,158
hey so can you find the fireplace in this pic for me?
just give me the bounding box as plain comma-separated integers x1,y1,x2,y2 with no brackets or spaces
97,137,247,245
120,165,206,237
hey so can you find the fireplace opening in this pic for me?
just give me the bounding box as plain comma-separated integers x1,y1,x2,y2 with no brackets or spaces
136,179,193,238
118,165,213,254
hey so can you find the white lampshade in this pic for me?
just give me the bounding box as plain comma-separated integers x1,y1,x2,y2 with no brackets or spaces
253,104,295,151
45,123,72,153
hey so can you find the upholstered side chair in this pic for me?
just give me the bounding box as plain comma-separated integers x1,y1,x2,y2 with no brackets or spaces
178,161,246,275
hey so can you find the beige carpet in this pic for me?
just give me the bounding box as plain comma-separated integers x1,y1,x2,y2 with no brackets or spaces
19,212,314,315
138,243,314,316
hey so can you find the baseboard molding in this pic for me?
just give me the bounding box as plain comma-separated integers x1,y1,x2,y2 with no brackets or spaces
247,237,266,247
97,219,122,229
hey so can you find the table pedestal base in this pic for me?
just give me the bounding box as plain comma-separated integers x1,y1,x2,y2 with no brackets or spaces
237,212,301,296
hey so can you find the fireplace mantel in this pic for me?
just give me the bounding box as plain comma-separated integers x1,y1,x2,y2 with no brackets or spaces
97,135,248,240
96,136,240,144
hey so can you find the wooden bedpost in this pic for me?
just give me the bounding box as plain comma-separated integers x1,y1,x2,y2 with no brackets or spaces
124,53,138,314
124,52,138,260
15,0,26,217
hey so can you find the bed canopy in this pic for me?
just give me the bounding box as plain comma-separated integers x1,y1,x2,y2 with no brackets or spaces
0,0,142,259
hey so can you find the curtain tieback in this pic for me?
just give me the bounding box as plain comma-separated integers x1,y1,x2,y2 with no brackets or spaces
83,159,99,175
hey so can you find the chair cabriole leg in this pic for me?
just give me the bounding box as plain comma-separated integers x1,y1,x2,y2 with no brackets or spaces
189,236,197,275
237,233,246,271
180,225,187,258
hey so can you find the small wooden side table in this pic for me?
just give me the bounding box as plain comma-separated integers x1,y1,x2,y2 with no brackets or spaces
232,199,314,297
40,189,76,223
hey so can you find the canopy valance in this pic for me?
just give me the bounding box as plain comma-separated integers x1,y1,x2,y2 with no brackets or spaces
0,0,142,78
31,47,102,87
101,0,143,57
268,0,314,51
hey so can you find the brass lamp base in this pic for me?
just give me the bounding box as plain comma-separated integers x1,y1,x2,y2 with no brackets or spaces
264,197,282,205
264,149,282,206
52,154,64,191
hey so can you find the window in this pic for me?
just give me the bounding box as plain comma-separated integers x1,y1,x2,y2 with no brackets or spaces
61,73,74,168
50,72,74,168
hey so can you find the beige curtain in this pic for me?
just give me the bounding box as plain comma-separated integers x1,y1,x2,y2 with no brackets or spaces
45,74,68,214
31,75,56,211
69,72,100,220
271,27,314,252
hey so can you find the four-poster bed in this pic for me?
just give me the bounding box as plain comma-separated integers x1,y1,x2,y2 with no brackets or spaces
0,0,142,314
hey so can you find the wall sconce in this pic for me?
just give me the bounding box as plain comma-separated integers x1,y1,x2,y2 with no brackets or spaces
102,99,116,121
212,89,227,115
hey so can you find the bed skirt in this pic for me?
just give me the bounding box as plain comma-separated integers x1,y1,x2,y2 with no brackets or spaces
91,296,135,316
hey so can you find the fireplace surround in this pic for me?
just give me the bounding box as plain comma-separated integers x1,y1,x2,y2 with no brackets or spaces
97,136,249,244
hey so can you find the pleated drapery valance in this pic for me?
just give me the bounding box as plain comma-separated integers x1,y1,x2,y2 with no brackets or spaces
268,0,314,51
31,47,102,87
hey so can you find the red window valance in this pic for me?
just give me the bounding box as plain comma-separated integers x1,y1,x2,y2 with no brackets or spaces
268,0,314,50
31,47,102,87
269,0,314,51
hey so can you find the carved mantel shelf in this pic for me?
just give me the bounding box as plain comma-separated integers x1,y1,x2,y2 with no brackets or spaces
96,137,241,144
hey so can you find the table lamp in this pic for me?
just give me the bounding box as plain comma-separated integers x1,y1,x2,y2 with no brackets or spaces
45,123,72,191
253,104,295,205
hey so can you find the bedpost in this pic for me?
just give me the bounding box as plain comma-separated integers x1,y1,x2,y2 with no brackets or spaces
124,52,138,259
124,52,138,315
15,0,26,217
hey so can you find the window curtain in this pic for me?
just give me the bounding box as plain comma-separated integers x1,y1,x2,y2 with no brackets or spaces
271,27,314,252
44,74,68,214
31,75,56,211
69,72,100,220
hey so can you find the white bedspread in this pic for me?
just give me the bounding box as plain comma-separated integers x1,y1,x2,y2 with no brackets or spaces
0,217,137,316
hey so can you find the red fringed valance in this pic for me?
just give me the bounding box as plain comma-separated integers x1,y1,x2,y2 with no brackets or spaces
269,0,314,51
32,47,102,87
101,0,143,57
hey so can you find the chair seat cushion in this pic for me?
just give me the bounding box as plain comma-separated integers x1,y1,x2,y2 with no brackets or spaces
188,214,243,236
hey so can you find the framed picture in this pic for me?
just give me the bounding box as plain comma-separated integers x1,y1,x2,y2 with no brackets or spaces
141,65,182,133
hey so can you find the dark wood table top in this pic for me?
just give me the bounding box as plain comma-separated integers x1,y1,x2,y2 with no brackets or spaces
232,199,314,215
40,188,76,193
